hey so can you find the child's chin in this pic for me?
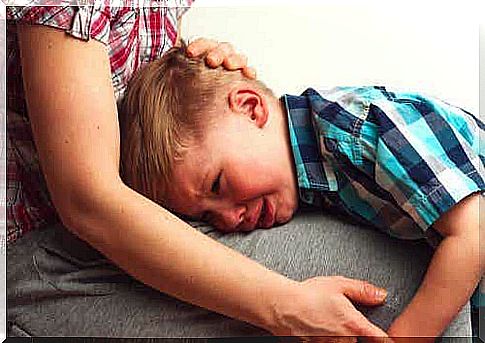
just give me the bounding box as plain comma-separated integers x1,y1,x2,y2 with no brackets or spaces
277,213,295,226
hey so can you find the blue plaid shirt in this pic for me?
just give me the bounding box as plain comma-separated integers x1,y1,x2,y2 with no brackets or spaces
283,87,485,241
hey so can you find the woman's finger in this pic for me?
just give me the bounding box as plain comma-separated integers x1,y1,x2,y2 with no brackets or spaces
325,336,358,343
305,336,357,343
186,37,218,57
338,277,388,306
348,308,389,342
223,53,248,70
361,337,396,343
205,42,234,67
222,54,257,79
242,66,257,79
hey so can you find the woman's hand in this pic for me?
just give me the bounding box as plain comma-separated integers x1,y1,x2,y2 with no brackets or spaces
267,276,390,343
187,38,256,79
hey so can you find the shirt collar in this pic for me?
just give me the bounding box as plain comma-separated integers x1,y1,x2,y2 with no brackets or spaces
282,92,337,193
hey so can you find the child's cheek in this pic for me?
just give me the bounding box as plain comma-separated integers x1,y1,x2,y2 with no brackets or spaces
231,172,272,201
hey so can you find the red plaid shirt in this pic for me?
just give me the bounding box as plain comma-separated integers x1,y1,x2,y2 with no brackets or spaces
6,1,194,244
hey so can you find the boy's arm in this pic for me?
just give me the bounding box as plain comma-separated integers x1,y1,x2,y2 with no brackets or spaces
388,192,483,341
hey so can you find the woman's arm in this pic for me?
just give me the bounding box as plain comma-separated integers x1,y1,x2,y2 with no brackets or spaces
388,192,483,340
17,24,387,340
17,22,288,329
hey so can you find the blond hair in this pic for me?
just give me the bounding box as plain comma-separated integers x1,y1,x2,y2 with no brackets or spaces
119,41,272,205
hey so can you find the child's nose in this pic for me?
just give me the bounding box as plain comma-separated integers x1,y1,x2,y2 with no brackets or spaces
218,205,246,231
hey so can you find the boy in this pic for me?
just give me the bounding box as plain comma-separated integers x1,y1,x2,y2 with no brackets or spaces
119,41,484,340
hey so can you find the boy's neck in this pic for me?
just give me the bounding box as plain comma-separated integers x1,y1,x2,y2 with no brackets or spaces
266,93,298,190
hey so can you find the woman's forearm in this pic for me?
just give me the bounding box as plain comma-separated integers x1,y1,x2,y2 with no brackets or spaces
16,22,291,333
64,179,296,331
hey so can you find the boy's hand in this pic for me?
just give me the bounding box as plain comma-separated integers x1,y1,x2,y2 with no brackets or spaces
187,38,257,79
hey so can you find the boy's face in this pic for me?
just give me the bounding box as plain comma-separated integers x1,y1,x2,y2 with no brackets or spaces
165,88,299,232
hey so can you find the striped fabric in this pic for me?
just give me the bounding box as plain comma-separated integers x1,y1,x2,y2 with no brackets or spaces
283,86,485,241
6,0,193,243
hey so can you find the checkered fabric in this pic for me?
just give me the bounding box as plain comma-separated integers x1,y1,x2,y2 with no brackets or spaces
283,86,485,241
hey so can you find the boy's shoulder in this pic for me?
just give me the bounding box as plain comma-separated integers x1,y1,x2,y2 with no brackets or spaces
297,85,467,124
301,86,416,104
295,86,385,123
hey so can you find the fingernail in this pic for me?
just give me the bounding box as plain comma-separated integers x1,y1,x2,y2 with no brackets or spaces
245,67,256,79
376,288,387,300
207,55,218,65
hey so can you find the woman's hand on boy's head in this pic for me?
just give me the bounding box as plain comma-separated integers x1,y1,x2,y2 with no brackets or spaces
187,38,257,79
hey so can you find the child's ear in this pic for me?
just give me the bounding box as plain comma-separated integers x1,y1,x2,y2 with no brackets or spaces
228,87,268,128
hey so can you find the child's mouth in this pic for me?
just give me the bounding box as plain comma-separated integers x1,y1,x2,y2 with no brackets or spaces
257,198,274,228
257,200,266,228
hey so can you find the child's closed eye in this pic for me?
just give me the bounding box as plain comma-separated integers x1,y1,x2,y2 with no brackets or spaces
211,171,222,195
201,211,210,222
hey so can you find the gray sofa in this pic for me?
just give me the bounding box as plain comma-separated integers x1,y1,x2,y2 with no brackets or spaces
7,210,471,340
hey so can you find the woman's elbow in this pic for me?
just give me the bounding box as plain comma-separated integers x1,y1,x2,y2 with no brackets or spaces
52,176,126,244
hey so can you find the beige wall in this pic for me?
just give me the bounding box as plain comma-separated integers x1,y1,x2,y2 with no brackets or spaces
182,1,480,113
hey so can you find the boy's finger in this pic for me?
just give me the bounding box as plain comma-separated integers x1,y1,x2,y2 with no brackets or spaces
187,38,218,57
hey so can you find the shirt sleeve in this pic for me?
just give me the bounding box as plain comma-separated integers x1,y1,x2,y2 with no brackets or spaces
7,1,112,47
369,89,485,231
